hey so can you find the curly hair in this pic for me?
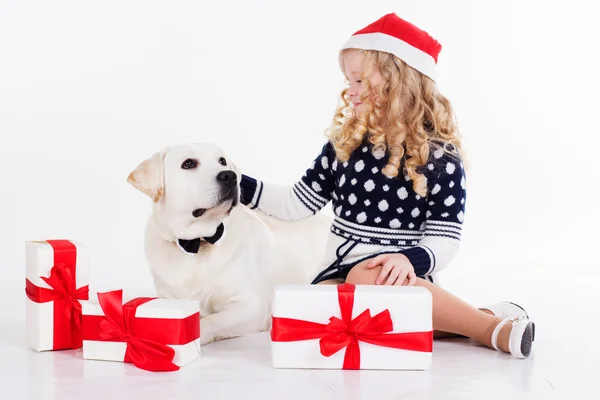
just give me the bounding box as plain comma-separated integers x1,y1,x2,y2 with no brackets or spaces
325,49,464,197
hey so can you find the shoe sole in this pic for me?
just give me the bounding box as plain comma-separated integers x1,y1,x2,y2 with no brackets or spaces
520,321,534,358
507,301,535,342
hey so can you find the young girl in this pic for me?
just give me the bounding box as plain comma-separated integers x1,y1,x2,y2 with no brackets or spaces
239,13,535,358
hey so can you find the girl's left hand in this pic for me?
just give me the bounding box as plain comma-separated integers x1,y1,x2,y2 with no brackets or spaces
366,253,417,286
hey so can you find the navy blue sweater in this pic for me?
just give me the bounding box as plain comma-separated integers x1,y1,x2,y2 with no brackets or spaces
240,137,466,281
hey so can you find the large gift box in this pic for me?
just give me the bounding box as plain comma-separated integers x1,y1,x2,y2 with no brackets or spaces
25,239,90,351
81,289,201,372
270,283,433,370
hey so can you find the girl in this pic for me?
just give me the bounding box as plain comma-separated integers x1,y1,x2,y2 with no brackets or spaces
239,13,534,358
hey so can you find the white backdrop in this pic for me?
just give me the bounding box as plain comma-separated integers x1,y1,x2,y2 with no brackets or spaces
1,0,599,299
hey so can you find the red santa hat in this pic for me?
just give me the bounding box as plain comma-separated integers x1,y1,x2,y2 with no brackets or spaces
340,13,442,81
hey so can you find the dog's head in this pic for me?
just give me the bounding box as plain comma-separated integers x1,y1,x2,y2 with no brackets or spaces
127,142,240,241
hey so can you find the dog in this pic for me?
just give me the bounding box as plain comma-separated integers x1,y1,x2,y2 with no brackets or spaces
127,142,331,344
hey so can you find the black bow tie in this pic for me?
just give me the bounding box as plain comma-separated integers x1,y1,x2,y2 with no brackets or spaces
177,223,225,254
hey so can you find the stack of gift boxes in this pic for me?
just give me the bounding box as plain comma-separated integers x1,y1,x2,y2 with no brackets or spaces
25,239,434,372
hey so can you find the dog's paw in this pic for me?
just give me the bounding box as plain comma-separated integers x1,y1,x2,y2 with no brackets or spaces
213,334,239,342
199,333,238,345
200,336,215,345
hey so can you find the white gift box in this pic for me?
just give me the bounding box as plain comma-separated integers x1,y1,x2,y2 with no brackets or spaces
81,291,201,370
25,239,90,351
270,284,433,370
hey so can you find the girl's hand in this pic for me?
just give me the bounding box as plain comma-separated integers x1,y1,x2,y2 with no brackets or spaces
366,253,417,286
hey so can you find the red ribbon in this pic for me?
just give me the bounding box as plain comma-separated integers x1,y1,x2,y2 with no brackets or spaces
270,283,433,369
25,240,89,350
82,289,200,372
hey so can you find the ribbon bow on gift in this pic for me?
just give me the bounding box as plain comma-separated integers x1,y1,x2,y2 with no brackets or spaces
271,283,433,370
25,239,89,350
95,290,180,372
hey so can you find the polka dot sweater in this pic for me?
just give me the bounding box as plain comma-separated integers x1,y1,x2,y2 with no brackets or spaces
240,136,466,283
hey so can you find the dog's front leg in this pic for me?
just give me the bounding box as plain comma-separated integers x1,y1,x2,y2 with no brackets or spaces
200,296,268,345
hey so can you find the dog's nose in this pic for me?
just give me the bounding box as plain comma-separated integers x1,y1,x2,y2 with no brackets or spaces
216,170,237,187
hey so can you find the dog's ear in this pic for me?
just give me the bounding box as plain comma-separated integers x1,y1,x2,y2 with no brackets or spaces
127,151,165,203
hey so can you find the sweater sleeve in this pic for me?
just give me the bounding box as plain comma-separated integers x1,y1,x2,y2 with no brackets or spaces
238,141,336,221
397,147,467,277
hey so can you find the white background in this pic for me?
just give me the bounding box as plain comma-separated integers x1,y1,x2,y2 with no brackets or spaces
1,1,599,398
1,0,599,302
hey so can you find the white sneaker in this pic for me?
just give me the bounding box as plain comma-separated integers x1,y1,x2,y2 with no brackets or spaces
483,302,534,341
490,316,535,359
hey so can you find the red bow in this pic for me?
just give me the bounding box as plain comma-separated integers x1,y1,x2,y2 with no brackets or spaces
271,283,432,369
25,240,89,350
96,290,179,372
82,290,201,372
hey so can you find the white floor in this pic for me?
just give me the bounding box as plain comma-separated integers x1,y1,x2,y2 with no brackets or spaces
1,267,596,400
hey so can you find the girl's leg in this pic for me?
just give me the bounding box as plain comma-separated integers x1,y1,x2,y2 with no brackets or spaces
433,298,496,339
344,260,534,357
315,267,499,338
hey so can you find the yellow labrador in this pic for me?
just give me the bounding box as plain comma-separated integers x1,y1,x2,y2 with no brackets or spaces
127,143,330,344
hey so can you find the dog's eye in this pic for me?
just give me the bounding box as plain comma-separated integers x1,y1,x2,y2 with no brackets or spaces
181,158,198,169
219,157,227,166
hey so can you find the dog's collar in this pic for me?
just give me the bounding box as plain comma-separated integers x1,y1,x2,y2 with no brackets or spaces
177,223,225,255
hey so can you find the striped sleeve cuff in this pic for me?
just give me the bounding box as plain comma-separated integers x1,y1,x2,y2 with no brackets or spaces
424,220,462,241
240,174,262,207
397,245,435,277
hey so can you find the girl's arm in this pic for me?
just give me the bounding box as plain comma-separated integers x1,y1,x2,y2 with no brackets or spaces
397,149,467,277
239,141,336,221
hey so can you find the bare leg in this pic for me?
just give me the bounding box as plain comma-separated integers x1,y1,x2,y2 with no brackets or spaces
344,260,514,353
315,271,489,338
434,303,495,339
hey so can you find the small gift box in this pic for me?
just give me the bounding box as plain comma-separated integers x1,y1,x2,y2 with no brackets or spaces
270,283,433,370
81,289,201,372
25,239,90,351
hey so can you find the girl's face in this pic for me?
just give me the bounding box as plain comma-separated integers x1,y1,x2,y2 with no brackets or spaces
342,50,383,116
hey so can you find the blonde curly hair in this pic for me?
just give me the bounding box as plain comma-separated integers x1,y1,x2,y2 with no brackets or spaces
326,49,464,197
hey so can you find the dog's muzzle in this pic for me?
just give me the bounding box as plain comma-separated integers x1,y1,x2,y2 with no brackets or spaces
216,170,239,208
217,171,237,188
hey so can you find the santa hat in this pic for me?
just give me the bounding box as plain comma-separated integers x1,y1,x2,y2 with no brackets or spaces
340,13,442,81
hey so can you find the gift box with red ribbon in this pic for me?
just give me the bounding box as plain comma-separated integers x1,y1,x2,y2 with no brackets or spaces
270,283,433,370
81,289,201,372
25,239,90,351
